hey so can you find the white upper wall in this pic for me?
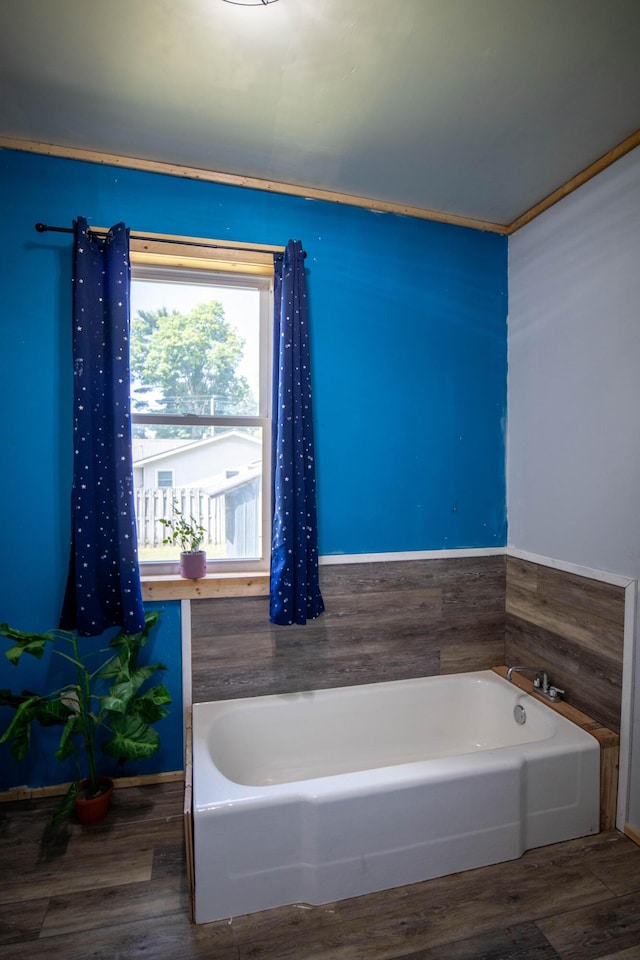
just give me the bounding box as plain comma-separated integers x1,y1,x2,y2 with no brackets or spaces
507,145,640,830
507,144,640,580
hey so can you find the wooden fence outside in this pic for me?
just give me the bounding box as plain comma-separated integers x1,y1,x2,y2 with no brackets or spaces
135,487,225,548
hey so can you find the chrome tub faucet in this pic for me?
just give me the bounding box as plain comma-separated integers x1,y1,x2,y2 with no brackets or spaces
506,665,565,702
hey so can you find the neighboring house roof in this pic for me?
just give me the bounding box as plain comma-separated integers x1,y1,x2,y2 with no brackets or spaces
133,430,260,467
210,462,262,496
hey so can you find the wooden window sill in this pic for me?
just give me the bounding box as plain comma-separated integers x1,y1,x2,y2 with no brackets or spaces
140,572,269,601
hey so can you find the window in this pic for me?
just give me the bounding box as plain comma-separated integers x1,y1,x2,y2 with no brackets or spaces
156,470,174,488
129,236,274,574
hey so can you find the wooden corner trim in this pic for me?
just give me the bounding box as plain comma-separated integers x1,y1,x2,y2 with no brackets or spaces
184,706,195,923
624,822,640,847
507,128,640,233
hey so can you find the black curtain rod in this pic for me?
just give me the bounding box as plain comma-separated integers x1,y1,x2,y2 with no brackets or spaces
34,222,304,257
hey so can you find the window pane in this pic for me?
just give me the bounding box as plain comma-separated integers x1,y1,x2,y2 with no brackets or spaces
134,426,263,562
130,279,260,418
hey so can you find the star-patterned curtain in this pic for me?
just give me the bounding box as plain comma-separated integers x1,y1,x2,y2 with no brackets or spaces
59,217,145,637
270,240,325,625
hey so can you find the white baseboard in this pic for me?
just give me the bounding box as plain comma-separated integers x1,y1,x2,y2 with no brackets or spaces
319,547,506,565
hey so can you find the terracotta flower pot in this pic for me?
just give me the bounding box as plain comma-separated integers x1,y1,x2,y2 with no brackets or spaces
75,777,114,825
180,550,207,579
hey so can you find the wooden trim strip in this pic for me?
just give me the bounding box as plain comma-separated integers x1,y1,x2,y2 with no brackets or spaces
507,128,640,233
492,666,619,832
131,250,275,276
3,131,639,237
624,822,640,847
0,135,508,235
140,571,270,601
0,769,183,803
130,240,276,276
184,707,195,923
110,227,283,255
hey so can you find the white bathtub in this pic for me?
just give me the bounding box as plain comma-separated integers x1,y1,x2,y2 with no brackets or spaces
192,669,600,924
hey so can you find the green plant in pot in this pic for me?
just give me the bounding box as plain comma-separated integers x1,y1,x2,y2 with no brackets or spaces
159,498,207,579
0,610,170,827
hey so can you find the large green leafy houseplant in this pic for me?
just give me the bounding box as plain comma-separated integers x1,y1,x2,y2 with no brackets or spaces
0,611,170,825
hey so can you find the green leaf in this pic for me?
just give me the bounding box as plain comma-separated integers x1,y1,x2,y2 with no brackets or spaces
51,780,79,830
94,651,121,680
142,610,161,631
4,638,47,664
108,664,166,710
132,662,167,686
106,680,134,711
108,611,160,652
103,715,160,762
54,714,81,763
100,694,127,715
32,698,76,727
0,695,40,759
0,623,66,667
131,684,172,723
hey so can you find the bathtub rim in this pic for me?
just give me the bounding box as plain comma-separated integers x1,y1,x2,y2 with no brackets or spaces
193,669,593,796
191,667,614,823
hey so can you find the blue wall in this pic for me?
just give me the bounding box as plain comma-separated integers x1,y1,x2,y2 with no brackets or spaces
0,148,507,788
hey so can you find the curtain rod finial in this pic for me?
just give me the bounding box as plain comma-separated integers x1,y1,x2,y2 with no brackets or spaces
35,222,47,232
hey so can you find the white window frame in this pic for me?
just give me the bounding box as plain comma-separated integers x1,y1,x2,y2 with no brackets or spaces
129,244,273,576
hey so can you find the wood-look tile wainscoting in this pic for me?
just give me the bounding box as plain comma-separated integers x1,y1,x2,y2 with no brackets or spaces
4,781,640,959
505,557,625,734
191,556,506,703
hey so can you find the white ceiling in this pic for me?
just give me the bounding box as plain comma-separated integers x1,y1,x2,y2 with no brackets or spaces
1,0,639,228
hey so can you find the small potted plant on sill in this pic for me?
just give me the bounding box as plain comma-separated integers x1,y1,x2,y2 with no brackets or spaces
159,498,207,579
0,611,170,827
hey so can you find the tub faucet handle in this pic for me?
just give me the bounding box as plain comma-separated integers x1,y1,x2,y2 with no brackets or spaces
507,665,548,690
533,673,549,694
548,686,565,701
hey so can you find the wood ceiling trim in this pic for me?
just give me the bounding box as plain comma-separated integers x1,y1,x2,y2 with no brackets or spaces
0,136,507,235
507,128,640,234
2,131,638,237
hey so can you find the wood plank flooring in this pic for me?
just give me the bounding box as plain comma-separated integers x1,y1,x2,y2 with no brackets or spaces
2,782,640,959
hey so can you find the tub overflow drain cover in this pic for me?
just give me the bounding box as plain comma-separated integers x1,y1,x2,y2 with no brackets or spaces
514,703,527,725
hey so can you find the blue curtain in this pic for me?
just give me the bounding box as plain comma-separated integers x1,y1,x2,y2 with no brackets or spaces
270,240,325,625
60,217,145,637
